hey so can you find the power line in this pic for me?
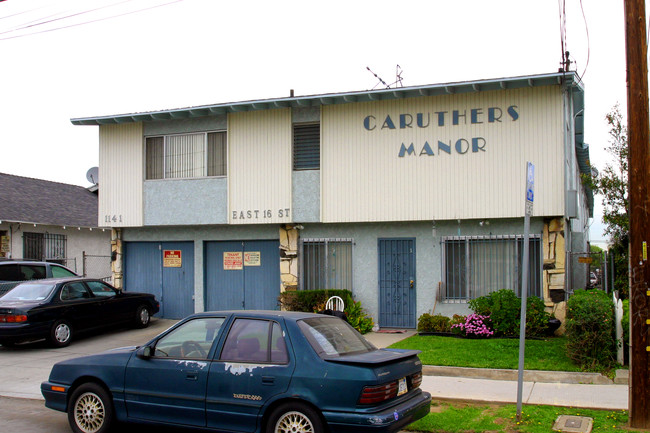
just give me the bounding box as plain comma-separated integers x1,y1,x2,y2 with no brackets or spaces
0,0,184,41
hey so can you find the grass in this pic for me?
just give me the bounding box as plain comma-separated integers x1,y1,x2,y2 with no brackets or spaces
405,401,636,433
388,335,584,372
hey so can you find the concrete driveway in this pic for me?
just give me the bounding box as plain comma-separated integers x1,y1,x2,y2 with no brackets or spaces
0,318,178,399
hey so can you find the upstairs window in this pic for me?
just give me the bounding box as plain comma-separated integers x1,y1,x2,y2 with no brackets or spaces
293,123,320,170
146,131,227,180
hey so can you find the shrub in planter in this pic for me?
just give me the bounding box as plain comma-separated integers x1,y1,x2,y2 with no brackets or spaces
565,289,616,369
345,300,374,334
450,314,467,336
278,289,352,313
468,289,550,338
417,314,451,333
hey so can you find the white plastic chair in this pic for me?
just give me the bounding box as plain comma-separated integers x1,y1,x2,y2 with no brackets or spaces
325,295,344,312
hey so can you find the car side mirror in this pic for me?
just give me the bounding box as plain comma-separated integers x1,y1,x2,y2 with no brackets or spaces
137,345,153,359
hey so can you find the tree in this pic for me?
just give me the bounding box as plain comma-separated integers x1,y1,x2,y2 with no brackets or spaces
584,105,629,296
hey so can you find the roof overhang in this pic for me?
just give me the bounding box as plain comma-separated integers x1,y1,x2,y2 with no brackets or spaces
71,71,584,126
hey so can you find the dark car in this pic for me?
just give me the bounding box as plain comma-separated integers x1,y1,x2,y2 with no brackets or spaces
0,260,79,297
0,277,159,347
42,310,431,433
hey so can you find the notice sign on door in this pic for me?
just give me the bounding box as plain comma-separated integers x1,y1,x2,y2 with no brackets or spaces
244,251,261,266
223,251,243,270
163,250,182,268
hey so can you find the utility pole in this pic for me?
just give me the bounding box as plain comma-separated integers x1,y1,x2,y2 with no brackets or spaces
624,0,650,428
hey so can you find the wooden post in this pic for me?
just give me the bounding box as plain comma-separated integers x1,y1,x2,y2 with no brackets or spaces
624,0,650,428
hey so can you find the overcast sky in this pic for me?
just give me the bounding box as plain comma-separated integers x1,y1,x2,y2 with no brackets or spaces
0,0,631,245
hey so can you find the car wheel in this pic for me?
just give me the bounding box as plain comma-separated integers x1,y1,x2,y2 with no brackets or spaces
134,305,151,329
267,402,324,433
68,383,114,433
49,320,73,347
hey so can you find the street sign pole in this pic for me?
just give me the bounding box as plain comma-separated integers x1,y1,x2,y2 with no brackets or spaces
517,162,534,422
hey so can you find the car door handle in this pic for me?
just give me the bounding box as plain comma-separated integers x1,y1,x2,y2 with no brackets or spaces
262,376,275,386
185,371,199,381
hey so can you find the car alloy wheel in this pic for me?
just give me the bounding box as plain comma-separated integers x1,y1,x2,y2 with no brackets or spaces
268,403,323,433
68,383,113,433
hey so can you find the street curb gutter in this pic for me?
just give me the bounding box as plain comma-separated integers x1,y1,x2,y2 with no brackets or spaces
422,365,619,385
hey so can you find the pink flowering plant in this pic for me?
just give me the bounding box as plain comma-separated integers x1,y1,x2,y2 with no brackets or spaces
451,313,494,338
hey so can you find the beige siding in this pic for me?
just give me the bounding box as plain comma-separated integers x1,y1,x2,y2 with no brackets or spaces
98,123,144,227
228,109,292,224
321,86,564,223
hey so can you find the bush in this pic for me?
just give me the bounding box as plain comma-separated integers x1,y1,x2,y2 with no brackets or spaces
451,313,494,338
278,289,353,313
345,300,374,334
468,289,549,338
450,314,466,335
417,314,451,333
565,289,616,369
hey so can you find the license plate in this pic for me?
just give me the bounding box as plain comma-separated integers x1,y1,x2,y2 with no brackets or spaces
397,377,407,396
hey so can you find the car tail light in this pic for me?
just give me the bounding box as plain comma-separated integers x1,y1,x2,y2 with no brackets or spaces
411,371,422,389
0,314,28,323
359,381,398,405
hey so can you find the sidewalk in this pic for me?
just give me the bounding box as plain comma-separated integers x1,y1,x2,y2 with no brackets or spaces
0,322,630,411
364,329,629,410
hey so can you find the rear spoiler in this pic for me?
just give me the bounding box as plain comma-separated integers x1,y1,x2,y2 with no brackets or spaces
323,348,421,365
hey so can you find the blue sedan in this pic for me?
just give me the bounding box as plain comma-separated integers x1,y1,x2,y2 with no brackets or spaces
42,310,431,433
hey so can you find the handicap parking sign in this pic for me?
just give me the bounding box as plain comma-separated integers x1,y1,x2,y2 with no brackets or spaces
526,162,534,203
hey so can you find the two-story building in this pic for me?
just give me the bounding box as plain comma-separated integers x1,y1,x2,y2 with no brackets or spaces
72,71,592,325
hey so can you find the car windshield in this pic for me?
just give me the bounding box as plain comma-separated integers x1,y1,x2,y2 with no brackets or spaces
2,282,56,301
298,316,376,357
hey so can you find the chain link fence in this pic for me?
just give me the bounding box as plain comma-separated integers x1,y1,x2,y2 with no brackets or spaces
82,252,112,282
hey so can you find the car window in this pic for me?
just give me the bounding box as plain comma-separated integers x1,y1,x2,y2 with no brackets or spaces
51,265,76,278
20,265,46,280
60,282,90,301
86,281,117,298
220,318,288,364
0,264,21,281
2,282,55,301
298,317,376,357
154,317,225,360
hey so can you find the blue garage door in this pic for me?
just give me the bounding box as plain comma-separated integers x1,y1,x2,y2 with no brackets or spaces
204,240,280,311
378,238,416,328
124,242,194,319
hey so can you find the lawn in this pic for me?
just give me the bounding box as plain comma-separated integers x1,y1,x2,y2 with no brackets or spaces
388,335,583,372
405,401,635,433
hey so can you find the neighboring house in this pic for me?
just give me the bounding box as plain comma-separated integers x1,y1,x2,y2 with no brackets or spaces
72,71,592,325
0,173,111,279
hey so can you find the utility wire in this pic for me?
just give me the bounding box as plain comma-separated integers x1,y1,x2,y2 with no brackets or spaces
578,0,590,81
0,0,184,41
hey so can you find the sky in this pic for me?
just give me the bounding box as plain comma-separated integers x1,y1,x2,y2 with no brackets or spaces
0,0,631,246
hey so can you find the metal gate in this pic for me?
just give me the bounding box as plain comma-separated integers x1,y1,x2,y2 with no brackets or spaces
124,241,194,319
204,240,280,311
378,238,416,328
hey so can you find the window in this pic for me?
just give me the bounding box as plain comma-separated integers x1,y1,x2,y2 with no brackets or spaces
442,235,542,301
298,317,375,357
23,233,66,262
299,239,352,291
293,123,320,170
154,317,225,360
60,282,90,301
220,319,288,364
50,265,76,278
146,131,227,180
86,281,117,298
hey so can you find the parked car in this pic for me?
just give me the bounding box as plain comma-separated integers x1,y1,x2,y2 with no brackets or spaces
0,259,79,297
0,277,159,347
42,310,431,433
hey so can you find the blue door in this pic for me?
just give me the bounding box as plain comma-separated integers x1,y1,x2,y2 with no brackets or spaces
124,241,194,319
378,238,416,328
204,240,280,311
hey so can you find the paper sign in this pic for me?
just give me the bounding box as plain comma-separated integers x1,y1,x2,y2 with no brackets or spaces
244,251,261,266
224,252,243,270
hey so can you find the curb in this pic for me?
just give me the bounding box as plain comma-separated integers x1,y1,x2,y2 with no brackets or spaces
422,365,620,385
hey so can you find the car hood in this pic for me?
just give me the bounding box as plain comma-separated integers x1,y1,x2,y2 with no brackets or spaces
323,348,421,365
48,346,138,384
